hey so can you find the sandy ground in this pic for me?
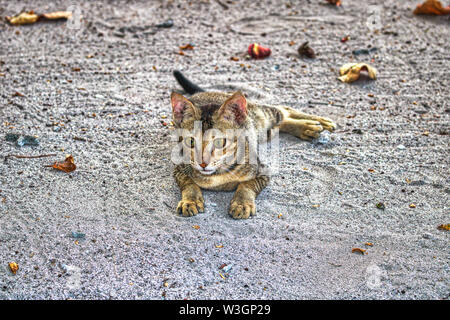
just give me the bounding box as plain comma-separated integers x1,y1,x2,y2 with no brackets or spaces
0,0,448,300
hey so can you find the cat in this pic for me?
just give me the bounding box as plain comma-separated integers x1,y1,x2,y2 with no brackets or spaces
171,71,336,219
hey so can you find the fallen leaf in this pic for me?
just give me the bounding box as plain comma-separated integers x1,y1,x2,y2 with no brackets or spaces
6,10,72,25
409,203,416,208
352,248,367,255
230,56,239,61
179,44,194,50
376,202,385,210
437,224,450,231
413,0,450,15
41,11,72,20
46,154,76,173
326,0,342,6
192,225,200,230
215,245,223,248
248,43,271,59
9,262,19,274
365,242,374,246
6,11,39,25
340,35,349,43
297,41,316,58
338,63,377,83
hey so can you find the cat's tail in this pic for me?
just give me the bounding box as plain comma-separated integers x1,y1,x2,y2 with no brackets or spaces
173,70,204,94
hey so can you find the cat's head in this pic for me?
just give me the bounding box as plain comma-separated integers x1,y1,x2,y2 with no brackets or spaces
171,91,249,175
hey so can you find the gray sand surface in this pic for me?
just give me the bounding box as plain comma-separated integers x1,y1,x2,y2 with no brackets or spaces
0,0,448,299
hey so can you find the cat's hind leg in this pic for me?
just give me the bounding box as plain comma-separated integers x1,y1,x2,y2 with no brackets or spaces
279,118,324,140
279,106,336,132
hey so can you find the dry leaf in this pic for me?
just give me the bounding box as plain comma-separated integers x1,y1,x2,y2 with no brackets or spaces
41,11,72,20
298,41,316,58
179,44,194,50
192,225,200,230
326,0,342,6
413,0,450,15
6,11,39,25
230,56,240,61
6,11,72,25
338,63,377,83
437,224,450,231
9,262,19,274
248,43,271,59
365,242,374,246
46,155,76,173
352,248,367,255
409,203,416,208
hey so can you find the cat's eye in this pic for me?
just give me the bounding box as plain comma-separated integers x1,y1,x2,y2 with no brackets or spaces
184,137,195,148
213,138,226,149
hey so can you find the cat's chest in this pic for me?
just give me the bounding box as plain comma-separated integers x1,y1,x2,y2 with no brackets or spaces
192,170,256,191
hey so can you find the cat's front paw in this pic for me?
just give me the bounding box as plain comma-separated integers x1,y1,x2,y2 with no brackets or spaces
229,198,256,219
176,199,204,217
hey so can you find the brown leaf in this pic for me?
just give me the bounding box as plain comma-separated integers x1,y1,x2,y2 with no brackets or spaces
179,44,194,50
46,155,76,173
413,0,450,15
326,0,342,6
352,248,367,255
298,41,316,58
437,224,449,231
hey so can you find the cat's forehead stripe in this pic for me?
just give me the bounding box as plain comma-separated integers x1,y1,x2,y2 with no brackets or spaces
199,104,221,130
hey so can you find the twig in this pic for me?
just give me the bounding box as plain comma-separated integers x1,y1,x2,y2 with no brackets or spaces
4,153,56,161
308,100,346,108
215,0,229,10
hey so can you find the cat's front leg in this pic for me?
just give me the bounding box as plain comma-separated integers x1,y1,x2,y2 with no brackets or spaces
174,166,204,217
229,175,269,219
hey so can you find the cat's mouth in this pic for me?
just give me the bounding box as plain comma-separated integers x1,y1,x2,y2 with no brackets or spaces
199,168,215,175
195,165,216,175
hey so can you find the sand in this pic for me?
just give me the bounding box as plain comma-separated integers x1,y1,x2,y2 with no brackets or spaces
0,0,448,299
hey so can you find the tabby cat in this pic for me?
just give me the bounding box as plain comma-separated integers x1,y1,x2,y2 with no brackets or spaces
171,71,336,219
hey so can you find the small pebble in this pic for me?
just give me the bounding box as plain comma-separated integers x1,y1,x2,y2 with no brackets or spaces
70,232,86,239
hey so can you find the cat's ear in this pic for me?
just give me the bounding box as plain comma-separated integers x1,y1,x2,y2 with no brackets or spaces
218,91,248,125
171,92,197,126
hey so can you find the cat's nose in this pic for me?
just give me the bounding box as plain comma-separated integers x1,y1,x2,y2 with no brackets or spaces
199,162,207,169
